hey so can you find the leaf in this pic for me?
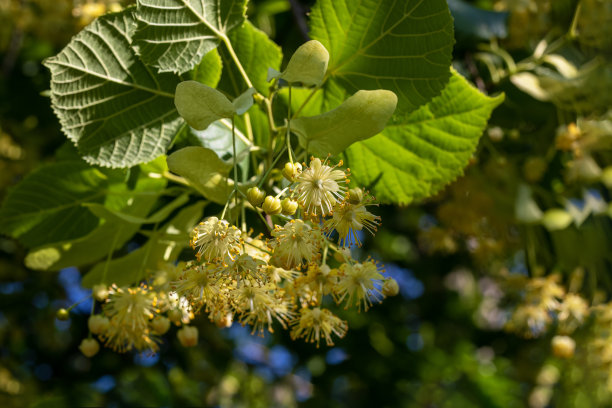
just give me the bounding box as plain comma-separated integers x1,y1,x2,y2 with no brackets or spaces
189,48,223,87
166,146,233,204
309,0,454,114
174,80,235,130
275,40,329,86
84,193,189,224
217,20,282,97
291,90,397,156
82,201,206,287
345,71,504,204
0,161,125,247
25,194,158,271
23,163,169,270
44,10,183,168
133,0,247,74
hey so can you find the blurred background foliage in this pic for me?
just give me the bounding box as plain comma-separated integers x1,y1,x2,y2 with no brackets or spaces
1,0,612,406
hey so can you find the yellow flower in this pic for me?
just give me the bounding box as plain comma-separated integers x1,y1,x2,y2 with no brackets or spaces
232,284,294,334
290,307,347,347
172,263,220,311
101,286,159,352
335,260,385,311
324,201,380,247
294,158,348,216
219,253,267,286
190,216,241,262
270,219,322,268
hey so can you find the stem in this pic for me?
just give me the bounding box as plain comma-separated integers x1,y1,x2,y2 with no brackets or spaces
258,146,288,189
221,190,236,220
162,171,191,188
287,84,294,163
255,208,273,232
568,0,582,40
232,117,240,226
221,35,253,89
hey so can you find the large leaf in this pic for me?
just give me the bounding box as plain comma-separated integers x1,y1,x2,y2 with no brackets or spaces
133,0,247,74
82,202,206,287
189,48,223,87
292,90,397,156
44,10,183,168
0,161,126,247
309,0,454,114
217,20,282,97
345,71,504,204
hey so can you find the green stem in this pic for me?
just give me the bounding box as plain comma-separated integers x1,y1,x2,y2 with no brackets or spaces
287,84,294,163
221,35,253,89
257,146,288,189
568,0,582,40
293,85,320,118
255,208,273,232
232,117,240,226
220,190,236,220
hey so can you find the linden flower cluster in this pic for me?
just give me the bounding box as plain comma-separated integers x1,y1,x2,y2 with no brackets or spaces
172,157,400,347
76,271,200,357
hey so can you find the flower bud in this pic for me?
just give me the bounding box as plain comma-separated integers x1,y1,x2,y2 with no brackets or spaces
151,316,171,335
281,198,298,215
177,326,198,347
79,338,100,357
382,278,400,297
92,284,109,302
541,209,573,231
56,308,70,321
262,196,282,215
88,315,110,335
168,308,183,325
348,187,363,204
551,335,575,359
247,187,266,207
282,162,301,182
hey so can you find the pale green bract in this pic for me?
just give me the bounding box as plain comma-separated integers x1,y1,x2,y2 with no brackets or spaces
268,40,329,86
133,0,248,74
44,10,184,168
174,81,235,130
346,71,504,204
292,89,397,156
166,146,234,204
309,0,454,114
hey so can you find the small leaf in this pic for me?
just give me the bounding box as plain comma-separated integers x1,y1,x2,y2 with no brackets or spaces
346,71,504,204
44,10,183,168
82,202,206,287
292,90,397,156
280,40,329,86
174,81,235,130
166,146,233,204
133,0,247,74
232,87,256,115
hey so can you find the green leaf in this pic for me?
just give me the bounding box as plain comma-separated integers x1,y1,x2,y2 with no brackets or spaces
292,89,397,156
84,193,189,224
345,71,504,204
217,20,282,97
82,201,206,287
309,0,454,113
174,80,235,130
44,10,183,168
275,40,329,86
0,161,125,247
133,0,247,74
189,48,223,87
166,146,233,204
22,163,170,270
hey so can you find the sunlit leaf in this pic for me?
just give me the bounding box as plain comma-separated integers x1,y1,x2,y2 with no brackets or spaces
174,80,235,130
346,71,504,204
133,0,247,74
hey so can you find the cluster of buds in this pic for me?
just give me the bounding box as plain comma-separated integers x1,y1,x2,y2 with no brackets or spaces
173,157,399,347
